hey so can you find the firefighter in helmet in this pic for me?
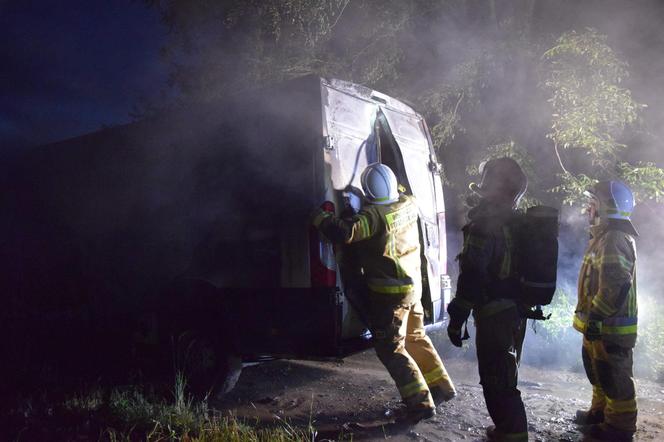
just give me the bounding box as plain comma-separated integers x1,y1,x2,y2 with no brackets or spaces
446,157,529,441
312,162,456,423
574,180,638,441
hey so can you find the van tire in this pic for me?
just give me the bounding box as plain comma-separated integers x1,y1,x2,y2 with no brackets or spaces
173,329,241,399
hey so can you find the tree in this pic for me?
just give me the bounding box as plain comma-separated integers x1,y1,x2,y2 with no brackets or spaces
543,29,664,204
144,2,664,208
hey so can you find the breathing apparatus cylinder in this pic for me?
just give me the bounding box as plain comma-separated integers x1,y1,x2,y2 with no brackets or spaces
518,205,559,306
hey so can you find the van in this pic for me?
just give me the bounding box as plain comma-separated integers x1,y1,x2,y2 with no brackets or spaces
0,75,451,392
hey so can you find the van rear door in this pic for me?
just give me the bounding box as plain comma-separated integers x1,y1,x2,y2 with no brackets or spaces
380,108,449,324
319,78,450,329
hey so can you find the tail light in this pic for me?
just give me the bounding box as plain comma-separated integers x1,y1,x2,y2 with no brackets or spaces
309,201,337,288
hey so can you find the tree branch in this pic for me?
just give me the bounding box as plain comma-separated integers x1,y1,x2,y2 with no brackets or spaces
554,141,570,174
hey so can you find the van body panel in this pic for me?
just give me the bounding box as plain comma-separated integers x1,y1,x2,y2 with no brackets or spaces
1,75,449,367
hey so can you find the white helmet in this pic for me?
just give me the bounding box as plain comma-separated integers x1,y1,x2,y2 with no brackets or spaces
584,180,634,221
361,163,399,205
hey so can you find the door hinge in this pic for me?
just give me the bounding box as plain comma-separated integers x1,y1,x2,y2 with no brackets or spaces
323,135,335,151
428,159,443,175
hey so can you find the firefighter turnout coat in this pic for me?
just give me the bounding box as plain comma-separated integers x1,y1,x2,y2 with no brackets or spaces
447,201,528,440
313,194,455,410
574,223,638,347
574,222,638,433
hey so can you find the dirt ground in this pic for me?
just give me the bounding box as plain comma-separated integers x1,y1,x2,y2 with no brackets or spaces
215,332,664,441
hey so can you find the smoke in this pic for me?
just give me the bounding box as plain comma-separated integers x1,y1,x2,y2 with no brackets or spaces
141,0,664,377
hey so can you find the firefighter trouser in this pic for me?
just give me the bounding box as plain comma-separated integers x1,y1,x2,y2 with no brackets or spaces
475,304,528,440
367,291,455,410
582,338,637,432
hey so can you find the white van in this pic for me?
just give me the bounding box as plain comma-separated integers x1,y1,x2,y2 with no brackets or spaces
1,76,452,390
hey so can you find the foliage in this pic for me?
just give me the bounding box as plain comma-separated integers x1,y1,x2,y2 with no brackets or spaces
536,289,576,342
550,172,597,206
542,29,664,203
104,372,322,440
143,2,664,209
618,161,664,203
543,29,638,162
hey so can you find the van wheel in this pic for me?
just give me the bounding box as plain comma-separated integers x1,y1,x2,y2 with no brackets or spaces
173,330,242,399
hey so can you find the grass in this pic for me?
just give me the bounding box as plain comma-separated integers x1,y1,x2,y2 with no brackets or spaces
100,371,326,441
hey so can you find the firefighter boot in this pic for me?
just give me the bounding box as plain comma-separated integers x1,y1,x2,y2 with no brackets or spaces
429,384,456,405
574,409,604,425
388,403,436,425
589,423,634,441
400,391,436,424
486,425,528,442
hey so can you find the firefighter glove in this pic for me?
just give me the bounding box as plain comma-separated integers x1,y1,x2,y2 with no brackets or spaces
311,208,332,228
585,319,603,341
447,324,463,347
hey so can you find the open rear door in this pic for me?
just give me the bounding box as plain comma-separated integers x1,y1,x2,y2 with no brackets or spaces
380,108,449,324
319,78,450,339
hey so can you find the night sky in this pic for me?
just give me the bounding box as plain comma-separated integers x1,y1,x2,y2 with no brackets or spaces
0,0,166,151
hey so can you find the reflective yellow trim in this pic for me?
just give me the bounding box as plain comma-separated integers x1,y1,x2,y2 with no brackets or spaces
592,297,616,317
399,379,428,398
358,215,371,238
599,254,633,271
573,314,636,335
606,397,637,414
423,367,446,386
368,283,414,294
573,314,586,333
604,324,637,335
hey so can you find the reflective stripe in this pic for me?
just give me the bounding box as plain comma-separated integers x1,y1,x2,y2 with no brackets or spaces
597,255,632,273
592,296,616,317
368,283,414,294
573,313,637,335
357,214,371,239
573,314,586,333
606,397,637,414
399,379,428,398
423,366,446,386
604,324,637,334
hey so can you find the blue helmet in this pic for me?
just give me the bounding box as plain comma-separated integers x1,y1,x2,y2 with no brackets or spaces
585,180,634,221
361,163,399,205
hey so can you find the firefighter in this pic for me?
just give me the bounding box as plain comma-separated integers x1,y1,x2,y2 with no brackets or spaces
573,180,638,441
446,157,529,442
312,162,456,423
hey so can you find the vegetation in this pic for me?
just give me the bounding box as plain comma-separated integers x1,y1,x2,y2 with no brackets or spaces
143,1,664,206
10,371,326,441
